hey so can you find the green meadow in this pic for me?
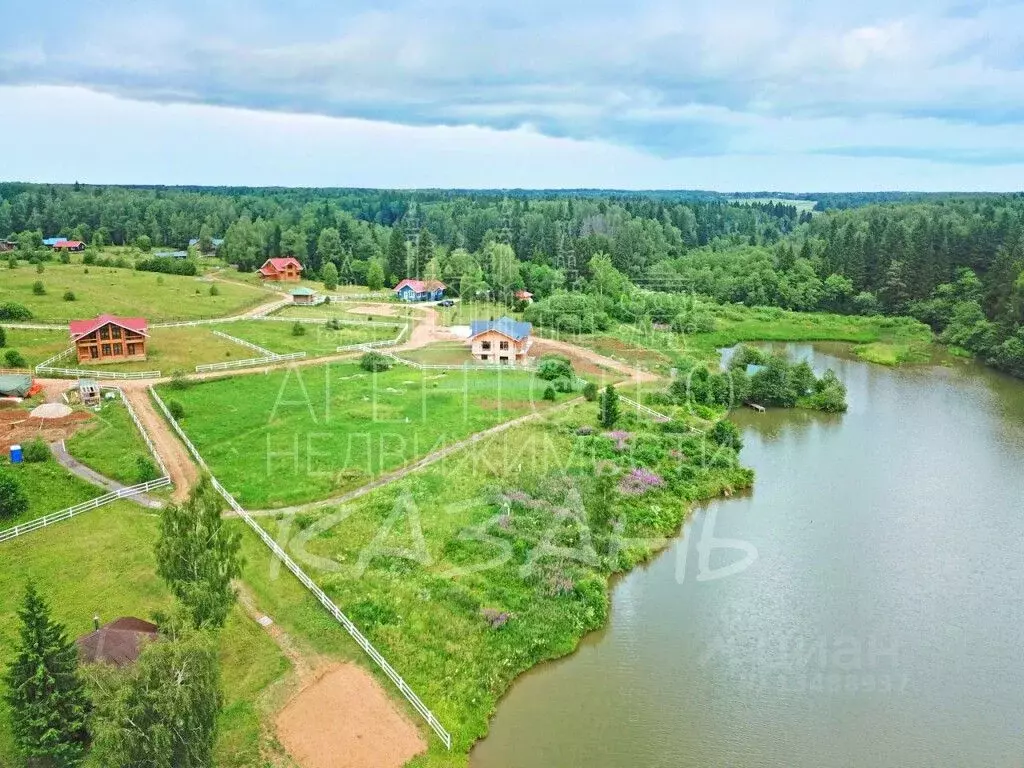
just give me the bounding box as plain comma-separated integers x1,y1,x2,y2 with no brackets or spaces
224,319,401,357
64,398,158,486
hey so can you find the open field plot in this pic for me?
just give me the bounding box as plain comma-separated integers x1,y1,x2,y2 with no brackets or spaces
1,326,70,368
274,303,417,322
160,361,568,508
224,319,402,357
0,263,268,322
436,300,519,327
64,397,159,485
240,403,750,765
0,456,102,528
402,341,477,366
70,325,256,374
0,506,291,768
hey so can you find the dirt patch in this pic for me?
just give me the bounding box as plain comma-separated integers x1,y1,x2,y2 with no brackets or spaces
530,338,660,384
0,409,91,452
275,664,426,768
345,304,402,317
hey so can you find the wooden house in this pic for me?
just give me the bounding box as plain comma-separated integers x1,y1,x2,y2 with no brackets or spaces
291,287,317,305
468,316,533,364
69,314,149,365
258,256,303,282
0,240,15,252
514,290,534,304
394,279,446,302
77,617,159,667
53,240,86,252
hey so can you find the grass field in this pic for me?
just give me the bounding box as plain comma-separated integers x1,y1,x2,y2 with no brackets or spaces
71,326,255,374
0,263,268,322
224,319,402,357
436,300,518,327
274,303,416,322
158,361,567,508
0,506,291,768
402,341,477,365
241,402,750,765
64,398,157,485
1,326,70,368
0,457,102,529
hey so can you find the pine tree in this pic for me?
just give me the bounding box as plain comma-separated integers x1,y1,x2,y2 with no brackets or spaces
598,385,619,428
4,582,91,767
385,226,407,285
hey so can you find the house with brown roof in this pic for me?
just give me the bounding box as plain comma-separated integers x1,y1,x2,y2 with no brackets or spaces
76,617,159,667
69,314,149,365
258,256,303,282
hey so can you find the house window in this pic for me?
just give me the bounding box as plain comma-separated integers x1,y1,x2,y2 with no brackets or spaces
113,343,123,355
127,343,137,356
500,356,509,364
499,341,509,350
111,327,122,339
99,326,110,340
101,344,112,356
481,354,489,361
89,347,99,359
481,341,492,351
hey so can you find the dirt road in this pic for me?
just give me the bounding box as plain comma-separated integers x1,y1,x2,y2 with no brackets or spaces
120,385,200,501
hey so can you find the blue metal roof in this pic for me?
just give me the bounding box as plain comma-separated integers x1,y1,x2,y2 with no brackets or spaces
469,316,532,341
42,237,65,246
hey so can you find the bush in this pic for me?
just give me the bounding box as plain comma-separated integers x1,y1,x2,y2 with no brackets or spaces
542,385,556,401
135,455,159,483
63,289,76,302
325,318,343,330
0,469,29,520
82,252,96,265
168,370,192,390
536,353,574,381
360,351,392,372
59,251,71,264
135,234,152,252
167,400,186,420
136,258,197,276
0,303,32,321
291,321,306,337
209,284,220,296
524,292,611,334
4,349,27,368
21,437,51,463
32,281,45,295
582,381,598,401
35,263,44,274
0,326,5,348
6,257,16,269
552,376,575,393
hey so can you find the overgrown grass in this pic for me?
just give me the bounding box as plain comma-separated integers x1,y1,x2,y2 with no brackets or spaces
64,399,156,485
157,361,567,508
274,303,412,321
86,326,255,374
0,263,267,322
0,506,291,768
224,319,401,357
436,300,519,327
0,327,70,368
0,457,101,528
244,403,749,765
402,341,477,365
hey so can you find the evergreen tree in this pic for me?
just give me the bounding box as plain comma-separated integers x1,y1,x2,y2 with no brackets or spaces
321,261,339,291
366,260,385,291
598,385,619,428
4,582,91,767
316,227,342,274
155,477,242,630
385,226,407,285
0,467,29,520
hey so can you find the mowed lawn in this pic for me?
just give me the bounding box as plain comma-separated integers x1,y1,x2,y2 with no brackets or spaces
0,458,103,529
223,319,402,357
64,399,157,486
0,506,290,768
89,326,258,374
159,361,566,508
0,264,267,322
1,326,71,367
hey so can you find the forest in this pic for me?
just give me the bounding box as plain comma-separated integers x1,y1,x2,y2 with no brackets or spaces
1,183,1022,377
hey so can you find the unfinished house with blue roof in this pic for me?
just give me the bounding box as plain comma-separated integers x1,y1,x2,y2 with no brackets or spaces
468,316,533,364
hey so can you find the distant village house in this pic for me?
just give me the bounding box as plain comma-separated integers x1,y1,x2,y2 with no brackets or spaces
258,256,303,282
52,240,86,252
188,237,224,253
514,290,534,303
290,286,318,305
468,316,533,364
77,617,159,667
394,279,446,302
70,314,149,365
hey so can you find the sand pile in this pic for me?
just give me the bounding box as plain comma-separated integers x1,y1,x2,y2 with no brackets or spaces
30,402,73,419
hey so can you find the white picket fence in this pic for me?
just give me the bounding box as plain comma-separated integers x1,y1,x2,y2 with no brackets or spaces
211,328,275,357
147,386,453,750
106,386,169,476
337,324,410,353
250,299,292,318
0,477,171,544
34,347,161,379
194,350,306,373
363,345,534,372
619,395,672,422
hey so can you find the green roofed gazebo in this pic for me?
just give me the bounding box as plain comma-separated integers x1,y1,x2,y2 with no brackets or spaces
290,286,317,305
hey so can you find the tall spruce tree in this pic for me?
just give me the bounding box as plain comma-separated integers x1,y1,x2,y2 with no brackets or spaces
4,582,91,767
598,384,619,428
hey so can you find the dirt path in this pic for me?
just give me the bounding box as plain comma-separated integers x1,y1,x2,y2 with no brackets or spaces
119,385,199,501
49,440,163,508
531,336,660,385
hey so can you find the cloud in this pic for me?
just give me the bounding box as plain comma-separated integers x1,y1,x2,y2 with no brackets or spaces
0,0,1023,179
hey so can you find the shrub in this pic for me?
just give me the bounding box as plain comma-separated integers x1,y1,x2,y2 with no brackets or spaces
0,303,32,321
167,399,186,420
136,257,197,276
168,370,192,390
582,381,598,401
21,437,51,463
82,252,96,265
0,469,29,520
542,385,556,401
6,257,16,269
536,354,574,381
209,284,220,296
360,351,392,372
291,321,306,337
135,234,152,252
4,350,27,368
135,455,159,483
325,318,343,330
710,419,743,451
59,251,71,264
32,281,45,295
0,326,5,348
35,263,44,274
598,384,619,427
553,376,575,393
63,289,76,302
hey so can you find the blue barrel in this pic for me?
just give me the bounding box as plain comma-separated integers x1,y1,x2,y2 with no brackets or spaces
9,444,23,463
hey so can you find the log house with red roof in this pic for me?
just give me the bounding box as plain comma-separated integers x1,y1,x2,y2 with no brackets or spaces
258,256,303,282
69,314,149,364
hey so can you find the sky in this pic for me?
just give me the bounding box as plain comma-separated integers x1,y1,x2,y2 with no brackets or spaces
1,0,1023,191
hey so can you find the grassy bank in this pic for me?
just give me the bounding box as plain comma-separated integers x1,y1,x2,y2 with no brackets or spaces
0,458,102,528
64,399,158,485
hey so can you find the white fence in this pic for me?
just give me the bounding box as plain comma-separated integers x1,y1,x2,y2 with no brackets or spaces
107,386,170,476
619,395,672,422
363,345,535,372
148,386,453,750
211,328,275,357
0,477,171,544
337,323,410,353
35,347,161,379
194,350,306,373
249,299,292,318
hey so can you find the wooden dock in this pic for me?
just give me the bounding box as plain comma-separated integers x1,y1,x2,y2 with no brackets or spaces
747,403,766,413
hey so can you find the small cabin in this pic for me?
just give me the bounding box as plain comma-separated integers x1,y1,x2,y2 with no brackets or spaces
394,279,446,302
514,290,534,304
258,257,303,282
70,315,149,365
0,240,15,252
291,287,317,305
77,617,159,667
78,378,101,406
53,240,86,252
468,316,533,365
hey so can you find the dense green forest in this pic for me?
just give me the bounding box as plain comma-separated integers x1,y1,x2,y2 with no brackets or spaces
1,183,1022,377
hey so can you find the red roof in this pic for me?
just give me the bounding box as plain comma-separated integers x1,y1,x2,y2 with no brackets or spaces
54,240,84,248
258,257,303,275
394,279,446,293
69,314,149,340
515,290,534,299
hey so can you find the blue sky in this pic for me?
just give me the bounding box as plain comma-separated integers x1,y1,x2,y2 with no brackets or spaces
1,0,1023,190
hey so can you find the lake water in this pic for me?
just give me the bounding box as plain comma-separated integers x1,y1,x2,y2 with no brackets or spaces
472,343,1024,768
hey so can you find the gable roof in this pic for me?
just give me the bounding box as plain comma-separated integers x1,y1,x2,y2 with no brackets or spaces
258,257,303,276
76,617,159,667
514,290,533,299
69,314,149,340
394,278,446,293
42,237,65,246
290,287,315,295
54,240,84,248
469,316,532,342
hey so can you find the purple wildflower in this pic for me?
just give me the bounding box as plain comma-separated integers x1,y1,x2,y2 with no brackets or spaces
618,467,665,495
603,430,633,451
481,607,511,629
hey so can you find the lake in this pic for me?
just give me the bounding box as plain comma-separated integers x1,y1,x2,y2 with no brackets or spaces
472,343,1024,768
